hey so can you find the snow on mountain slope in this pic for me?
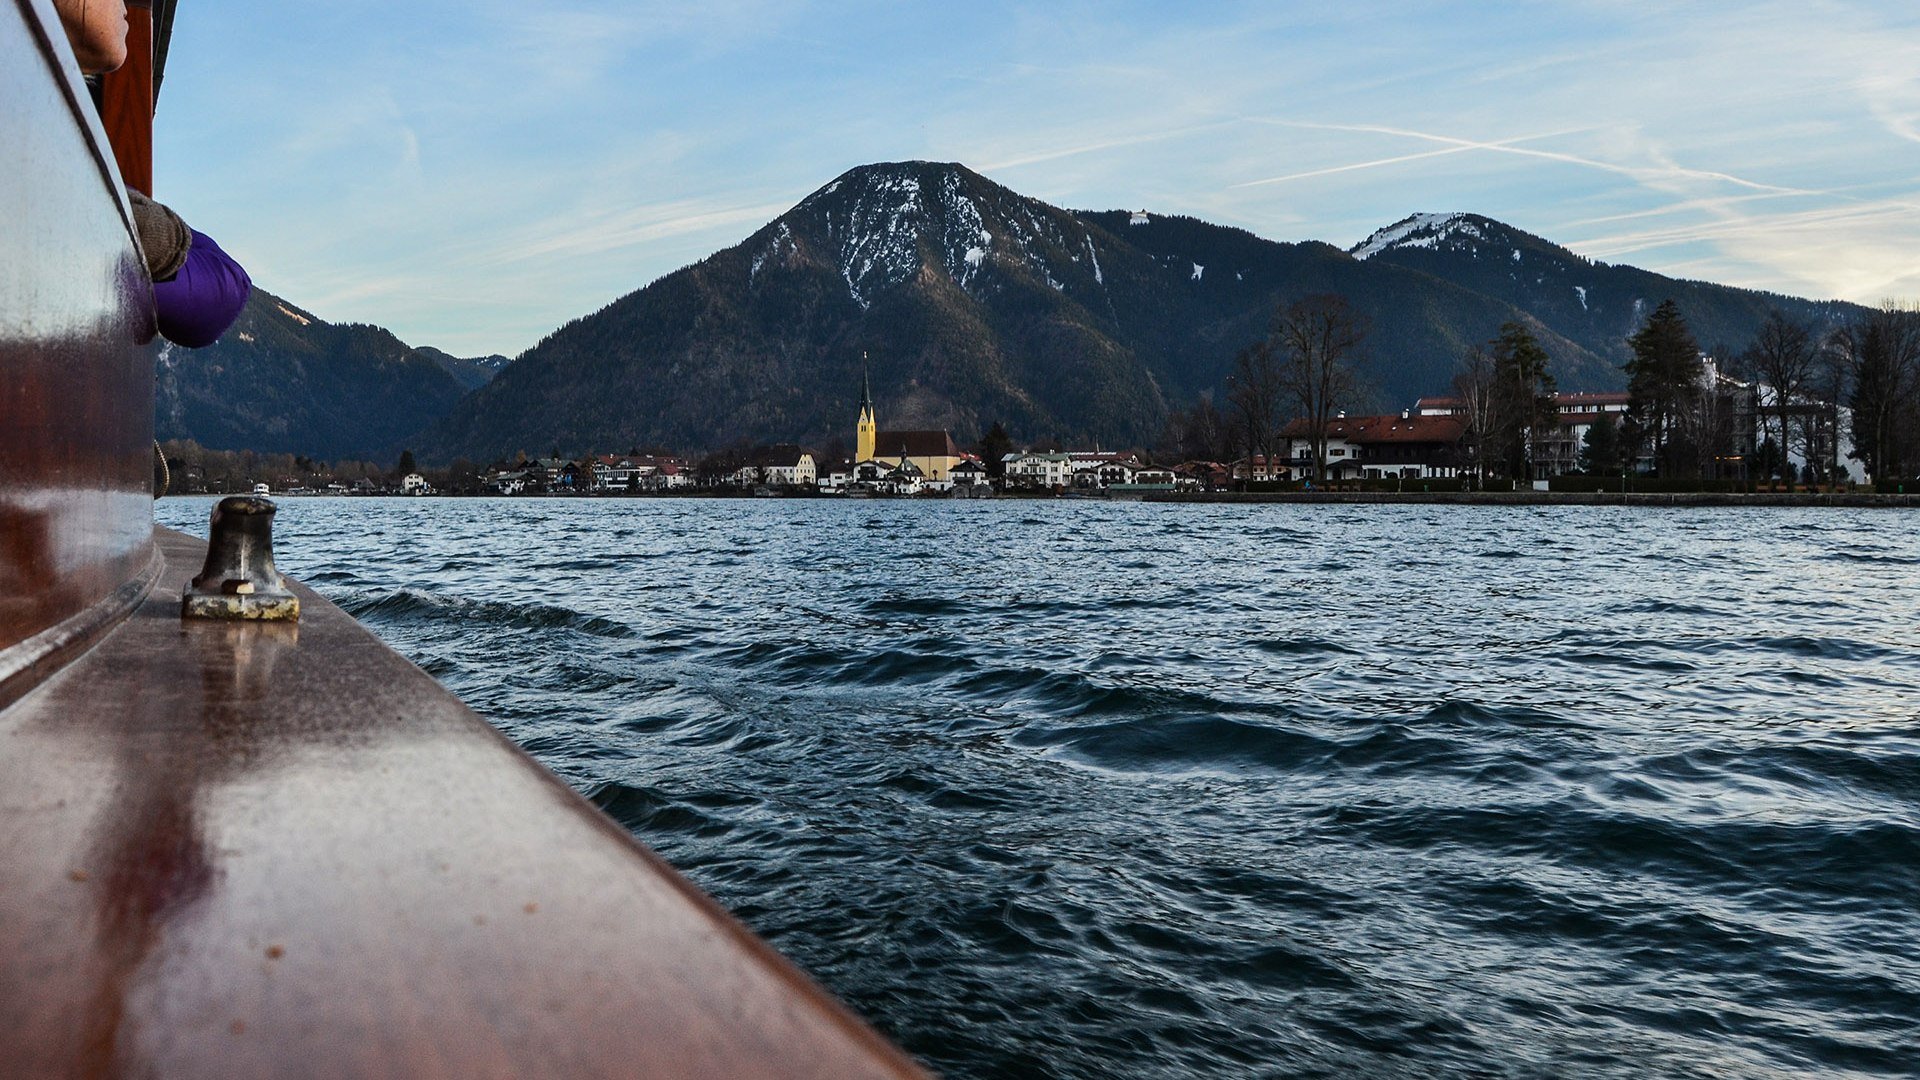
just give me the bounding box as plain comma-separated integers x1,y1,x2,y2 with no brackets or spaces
421,160,1867,464
1351,213,1482,260
776,161,1136,308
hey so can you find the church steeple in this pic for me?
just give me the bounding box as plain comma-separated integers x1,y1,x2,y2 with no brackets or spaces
855,352,877,463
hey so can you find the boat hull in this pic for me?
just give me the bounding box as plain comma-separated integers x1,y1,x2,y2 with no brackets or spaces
0,0,158,709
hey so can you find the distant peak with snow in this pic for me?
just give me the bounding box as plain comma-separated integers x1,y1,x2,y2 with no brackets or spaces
774,160,1101,308
1347,212,1581,270
797,160,980,212
1349,213,1482,260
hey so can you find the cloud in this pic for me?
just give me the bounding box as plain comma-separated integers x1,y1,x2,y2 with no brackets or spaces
978,120,1238,172
164,0,1920,355
1238,119,1818,198
1230,125,1600,188
492,198,797,266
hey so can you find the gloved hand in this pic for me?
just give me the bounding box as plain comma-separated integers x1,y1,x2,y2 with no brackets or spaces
129,190,191,282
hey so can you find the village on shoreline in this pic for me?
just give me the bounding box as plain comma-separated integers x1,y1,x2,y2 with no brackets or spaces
161,297,1920,503
161,379,1914,504
447,378,1878,501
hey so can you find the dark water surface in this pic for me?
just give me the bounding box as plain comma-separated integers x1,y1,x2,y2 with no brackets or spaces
157,497,1920,1078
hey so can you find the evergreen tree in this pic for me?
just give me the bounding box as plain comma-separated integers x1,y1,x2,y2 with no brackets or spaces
976,422,1014,479
1625,299,1703,477
1579,413,1620,475
1489,322,1556,479
1618,413,1646,476
1752,437,1783,483
395,449,417,478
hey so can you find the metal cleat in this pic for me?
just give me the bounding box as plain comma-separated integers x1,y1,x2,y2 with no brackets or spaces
181,496,300,621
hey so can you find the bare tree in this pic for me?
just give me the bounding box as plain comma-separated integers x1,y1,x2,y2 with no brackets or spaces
1272,294,1366,482
1807,346,1850,484
1172,395,1229,462
1742,310,1819,480
1452,344,1501,482
1832,300,1920,480
1226,342,1283,481
1157,398,1232,466
1688,371,1741,479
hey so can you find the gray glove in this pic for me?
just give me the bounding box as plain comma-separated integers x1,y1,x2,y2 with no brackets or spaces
129,190,192,282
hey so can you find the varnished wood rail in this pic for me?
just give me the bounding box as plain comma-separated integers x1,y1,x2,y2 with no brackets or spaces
0,530,931,1078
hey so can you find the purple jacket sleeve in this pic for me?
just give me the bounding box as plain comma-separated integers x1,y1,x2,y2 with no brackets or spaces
153,229,252,348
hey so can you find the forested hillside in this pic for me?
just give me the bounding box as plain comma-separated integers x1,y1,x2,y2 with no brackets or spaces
395,163,1870,461
154,288,475,460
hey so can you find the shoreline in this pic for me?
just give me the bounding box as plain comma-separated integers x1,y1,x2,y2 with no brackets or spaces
1142,490,1920,507
164,489,1920,507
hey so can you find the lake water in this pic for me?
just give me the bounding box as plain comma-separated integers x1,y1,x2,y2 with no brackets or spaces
155,496,1920,1079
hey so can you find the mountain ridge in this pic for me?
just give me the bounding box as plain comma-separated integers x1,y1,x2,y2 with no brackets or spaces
415,347,513,392
1348,211,1859,362
202,161,1859,464
156,287,488,461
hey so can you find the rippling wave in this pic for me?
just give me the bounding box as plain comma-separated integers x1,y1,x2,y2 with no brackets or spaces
157,497,1920,1078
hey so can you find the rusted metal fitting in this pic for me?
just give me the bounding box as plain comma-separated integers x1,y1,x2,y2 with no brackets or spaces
181,496,300,621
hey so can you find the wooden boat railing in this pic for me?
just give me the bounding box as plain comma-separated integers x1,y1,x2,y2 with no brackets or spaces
0,2,930,1074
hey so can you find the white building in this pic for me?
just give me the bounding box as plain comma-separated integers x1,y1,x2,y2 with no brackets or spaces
731,446,816,487
814,461,853,493
851,458,924,495
638,464,690,490
949,459,989,491
1282,415,1367,479
1748,383,1869,484
1071,460,1138,489
762,452,816,487
593,457,646,492
1003,452,1073,490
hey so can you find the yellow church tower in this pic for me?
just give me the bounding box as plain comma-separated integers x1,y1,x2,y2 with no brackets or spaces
855,353,877,462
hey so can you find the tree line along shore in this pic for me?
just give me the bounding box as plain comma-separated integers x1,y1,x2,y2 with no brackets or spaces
161,291,1920,499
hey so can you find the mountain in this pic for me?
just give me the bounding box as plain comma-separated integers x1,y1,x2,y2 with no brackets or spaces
1349,212,1857,363
415,347,514,392
421,162,1868,461
1067,208,1618,404
155,287,470,461
426,160,1180,460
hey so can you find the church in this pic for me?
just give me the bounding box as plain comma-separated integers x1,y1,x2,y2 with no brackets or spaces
853,365,966,484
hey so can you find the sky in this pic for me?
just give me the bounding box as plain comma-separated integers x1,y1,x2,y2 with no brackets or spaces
150,0,1920,357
